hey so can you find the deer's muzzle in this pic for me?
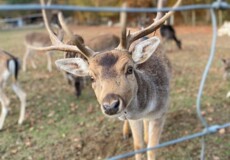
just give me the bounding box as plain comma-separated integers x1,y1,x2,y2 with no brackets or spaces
102,94,123,116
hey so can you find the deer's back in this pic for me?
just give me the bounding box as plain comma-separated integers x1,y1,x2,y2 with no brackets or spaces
87,34,119,52
25,32,51,46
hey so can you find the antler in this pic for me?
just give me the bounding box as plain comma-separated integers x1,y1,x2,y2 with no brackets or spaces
117,0,181,50
30,0,95,59
57,11,73,38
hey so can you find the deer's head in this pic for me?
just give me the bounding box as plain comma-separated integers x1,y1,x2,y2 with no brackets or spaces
35,0,181,118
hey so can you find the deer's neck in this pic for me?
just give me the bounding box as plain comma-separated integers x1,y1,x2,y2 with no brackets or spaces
125,58,170,120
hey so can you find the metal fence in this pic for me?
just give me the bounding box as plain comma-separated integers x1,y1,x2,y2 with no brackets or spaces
0,1,230,160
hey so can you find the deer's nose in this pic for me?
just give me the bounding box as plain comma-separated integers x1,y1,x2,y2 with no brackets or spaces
103,100,120,115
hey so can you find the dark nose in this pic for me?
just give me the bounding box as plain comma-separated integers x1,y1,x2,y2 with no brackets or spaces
103,100,120,115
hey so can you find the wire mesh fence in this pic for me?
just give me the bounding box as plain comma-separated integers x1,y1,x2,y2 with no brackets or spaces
0,1,229,160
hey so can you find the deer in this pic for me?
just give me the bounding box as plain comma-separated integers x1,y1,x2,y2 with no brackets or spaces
29,0,181,159
0,49,26,130
160,24,182,49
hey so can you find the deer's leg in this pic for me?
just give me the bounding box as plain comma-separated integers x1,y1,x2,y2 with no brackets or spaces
30,55,37,69
0,89,10,130
128,120,144,160
122,120,130,139
46,52,52,72
74,77,81,97
147,117,165,160
143,119,149,144
22,48,30,71
12,82,26,125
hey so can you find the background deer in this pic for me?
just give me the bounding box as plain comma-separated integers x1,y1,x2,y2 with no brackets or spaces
30,0,181,159
160,24,182,49
0,49,26,130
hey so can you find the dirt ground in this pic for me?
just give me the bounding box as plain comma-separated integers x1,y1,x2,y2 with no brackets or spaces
0,25,229,160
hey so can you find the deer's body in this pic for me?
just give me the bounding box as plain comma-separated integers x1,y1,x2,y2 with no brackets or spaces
87,33,119,52
0,50,26,130
23,32,54,72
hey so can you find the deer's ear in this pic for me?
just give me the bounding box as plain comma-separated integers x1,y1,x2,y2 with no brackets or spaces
132,37,160,64
55,58,89,76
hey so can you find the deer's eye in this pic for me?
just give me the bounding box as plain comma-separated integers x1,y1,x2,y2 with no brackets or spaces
91,76,95,82
126,66,133,75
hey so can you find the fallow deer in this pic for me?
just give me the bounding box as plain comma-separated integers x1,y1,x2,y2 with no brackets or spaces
0,49,26,130
30,0,181,159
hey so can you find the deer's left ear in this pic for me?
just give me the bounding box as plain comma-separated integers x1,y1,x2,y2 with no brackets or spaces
132,37,160,64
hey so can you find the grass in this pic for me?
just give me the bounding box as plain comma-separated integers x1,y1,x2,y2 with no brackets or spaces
0,25,229,160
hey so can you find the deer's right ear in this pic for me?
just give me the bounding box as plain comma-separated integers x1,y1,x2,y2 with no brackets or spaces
55,58,89,76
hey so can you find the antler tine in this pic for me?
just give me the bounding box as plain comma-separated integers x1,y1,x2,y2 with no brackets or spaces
117,2,127,50
155,0,165,22
57,11,73,38
126,0,182,49
40,0,62,46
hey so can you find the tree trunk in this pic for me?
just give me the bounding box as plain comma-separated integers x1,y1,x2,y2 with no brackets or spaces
191,10,196,26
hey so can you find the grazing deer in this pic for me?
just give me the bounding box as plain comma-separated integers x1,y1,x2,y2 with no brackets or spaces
160,24,182,49
0,49,26,130
30,0,181,159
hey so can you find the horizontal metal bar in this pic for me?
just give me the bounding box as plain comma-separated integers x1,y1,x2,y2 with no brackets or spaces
0,3,230,12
